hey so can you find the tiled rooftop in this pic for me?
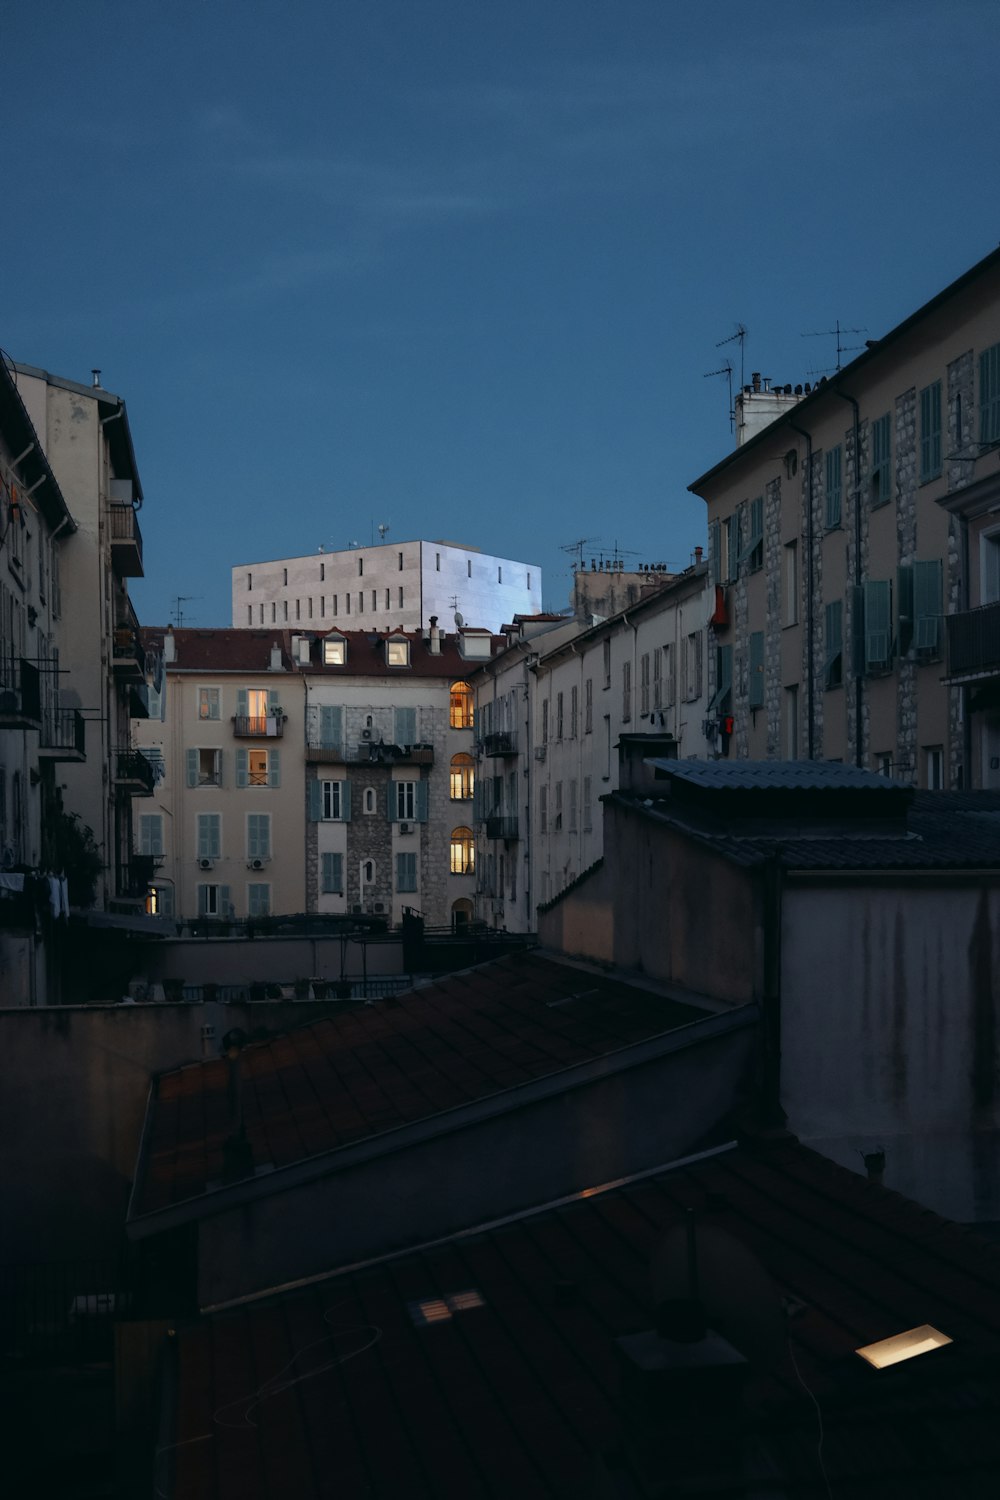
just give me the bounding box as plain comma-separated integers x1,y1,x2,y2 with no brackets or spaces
133,953,705,1218
648,759,904,793
140,626,497,677
168,1135,1000,1498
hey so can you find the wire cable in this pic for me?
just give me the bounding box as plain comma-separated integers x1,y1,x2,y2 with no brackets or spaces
787,1339,833,1500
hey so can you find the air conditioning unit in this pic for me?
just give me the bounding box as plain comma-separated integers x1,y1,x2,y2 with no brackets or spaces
361,728,374,741
198,858,214,870
372,902,385,914
534,746,546,762
248,857,266,870
352,904,363,915
398,821,413,834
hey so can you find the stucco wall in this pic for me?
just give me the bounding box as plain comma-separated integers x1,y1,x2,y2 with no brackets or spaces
781,879,1000,1221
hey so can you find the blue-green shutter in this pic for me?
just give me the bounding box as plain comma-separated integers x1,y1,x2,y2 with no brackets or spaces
709,520,722,586
268,689,281,714
219,885,231,917
237,688,248,716
825,446,842,529
913,559,943,652
897,565,914,655
197,815,219,859
186,748,198,787
864,580,892,669
268,748,281,788
322,852,344,893
748,632,764,708
851,586,866,678
726,514,741,582
216,750,224,788
980,344,1000,447
307,777,323,821
396,852,417,892
341,781,352,821
871,415,892,505
197,884,208,916
394,707,417,744
415,779,429,822
824,600,843,688
920,382,942,481
319,704,342,750
236,748,248,788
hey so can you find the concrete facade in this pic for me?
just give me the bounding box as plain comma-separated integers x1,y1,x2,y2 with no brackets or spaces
233,539,542,635
689,247,1000,788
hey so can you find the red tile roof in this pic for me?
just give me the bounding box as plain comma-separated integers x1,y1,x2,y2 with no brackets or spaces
167,1136,1000,1498
140,627,498,677
133,954,707,1218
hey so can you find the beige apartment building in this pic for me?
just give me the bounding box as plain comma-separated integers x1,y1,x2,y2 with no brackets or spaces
135,625,484,927
688,245,1000,788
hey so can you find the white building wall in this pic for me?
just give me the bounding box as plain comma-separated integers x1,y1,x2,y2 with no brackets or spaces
233,540,541,635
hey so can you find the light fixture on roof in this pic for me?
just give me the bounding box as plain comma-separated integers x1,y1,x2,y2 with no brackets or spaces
855,1324,952,1370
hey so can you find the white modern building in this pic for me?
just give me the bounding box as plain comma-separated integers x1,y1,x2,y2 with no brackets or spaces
233,539,542,636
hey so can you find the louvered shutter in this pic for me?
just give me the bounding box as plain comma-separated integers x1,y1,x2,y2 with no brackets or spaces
186,748,198,787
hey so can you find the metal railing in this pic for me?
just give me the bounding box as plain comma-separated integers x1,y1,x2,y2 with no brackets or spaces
115,749,155,794
305,738,433,763
109,504,143,573
946,601,1000,679
233,715,286,738
40,707,86,759
0,657,42,725
480,730,519,756
485,815,519,840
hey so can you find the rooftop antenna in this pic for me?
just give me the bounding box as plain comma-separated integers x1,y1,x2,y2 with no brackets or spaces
377,522,390,544
801,319,868,372
172,595,201,628
560,537,599,572
703,359,735,432
716,323,748,389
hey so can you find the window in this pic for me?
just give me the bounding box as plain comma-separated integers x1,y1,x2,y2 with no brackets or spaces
248,573,254,591
639,654,650,716
824,601,843,689
585,678,593,733
603,640,611,688
398,551,404,571
556,692,564,739
385,588,390,609
321,852,344,894
980,342,1000,448
237,688,279,734
652,649,662,710
387,639,410,667
527,572,532,589
197,883,230,918
237,747,280,788
247,883,270,917
247,813,271,860
745,496,764,571
542,699,549,744
569,780,578,832
361,859,376,886
899,560,943,656
283,601,288,621
539,784,548,834
393,780,428,822
583,776,592,832
877,753,893,778
198,687,220,720
684,632,703,701
259,604,264,624
748,631,765,707
725,512,741,583
435,552,440,571
364,787,376,814
358,556,364,576
924,746,944,790
570,685,578,737
316,704,342,751
450,681,474,729
196,812,221,860
283,568,288,585
396,852,418,892
187,748,222,787
372,590,377,610
709,518,722,586
450,753,474,799
138,813,163,857
554,782,563,831
308,598,313,618
320,597,325,618
825,446,842,529
308,778,350,821
271,603,277,623
333,595,339,616
863,579,893,672
147,884,174,917
710,645,732,715
247,606,252,626
784,542,798,626
870,412,892,506
450,827,475,875
295,599,301,620
358,592,364,613
467,559,472,578
498,566,502,583
399,586,404,608
320,562,325,581
323,636,346,665
622,661,631,722
919,382,942,482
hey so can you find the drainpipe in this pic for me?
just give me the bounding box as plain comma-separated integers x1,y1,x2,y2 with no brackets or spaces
835,389,864,768
788,420,815,760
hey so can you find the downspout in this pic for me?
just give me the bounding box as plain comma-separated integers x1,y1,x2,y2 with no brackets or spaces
835,389,864,768
788,420,815,759
960,511,972,788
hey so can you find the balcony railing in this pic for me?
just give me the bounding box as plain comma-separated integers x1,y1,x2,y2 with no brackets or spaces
115,749,156,795
946,602,1000,682
305,738,433,764
109,504,144,577
39,708,86,762
112,625,146,680
480,730,518,757
233,714,286,738
0,658,42,728
485,815,519,840
117,856,158,901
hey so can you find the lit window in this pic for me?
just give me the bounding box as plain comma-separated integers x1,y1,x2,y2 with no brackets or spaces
450,753,474,799
450,826,475,875
408,1289,485,1328
198,687,220,721
450,682,474,729
323,637,346,665
387,639,409,667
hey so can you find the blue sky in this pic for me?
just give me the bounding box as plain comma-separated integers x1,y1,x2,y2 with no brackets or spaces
5,0,998,625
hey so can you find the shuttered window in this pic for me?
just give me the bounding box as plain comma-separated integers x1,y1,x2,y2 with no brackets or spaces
247,814,271,860
825,446,842,529
139,814,163,857
870,414,892,506
196,813,221,860
394,707,417,744
824,600,843,689
863,580,893,671
980,343,1000,448
321,853,344,894
396,853,418,892
744,497,764,571
319,704,342,750
919,382,942,481
913,559,943,653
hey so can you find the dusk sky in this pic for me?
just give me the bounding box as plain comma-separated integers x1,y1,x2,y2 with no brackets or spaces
5,1,998,627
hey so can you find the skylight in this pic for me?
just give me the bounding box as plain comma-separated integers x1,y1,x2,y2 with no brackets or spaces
408,1289,486,1327
855,1323,952,1369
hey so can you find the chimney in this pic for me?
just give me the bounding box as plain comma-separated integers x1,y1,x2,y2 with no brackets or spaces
694,545,703,564
751,371,761,393
428,615,442,655
269,642,283,671
91,369,101,388
162,628,175,664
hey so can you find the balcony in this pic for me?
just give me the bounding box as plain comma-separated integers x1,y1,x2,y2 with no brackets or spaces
946,602,1000,684
0,658,42,729
117,856,158,902
39,708,86,763
304,738,434,765
480,730,518,757
109,504,144,577
112,625,145,681
233,714,286,738
485,815,519,841
115,749,156,796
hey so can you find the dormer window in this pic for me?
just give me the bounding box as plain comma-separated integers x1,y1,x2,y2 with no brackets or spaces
386,638,410,667
323,635,346,666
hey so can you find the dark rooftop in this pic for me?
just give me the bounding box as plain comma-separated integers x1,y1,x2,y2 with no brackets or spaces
648,759,906,795
140,626,498,678
167,1134,1000,1499
132,953,706,1220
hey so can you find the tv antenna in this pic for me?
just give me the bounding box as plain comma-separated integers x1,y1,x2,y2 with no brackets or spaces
560,537,599,571
377,522,390,544
172,595,201,628
703,359,735,432
801,319,868,372
716,323,748,388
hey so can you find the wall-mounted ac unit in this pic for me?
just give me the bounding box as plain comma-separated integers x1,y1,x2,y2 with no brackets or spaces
248,857,266,870
372,902,385,914
198,858,214,870
534,746,546,762
352,904,363,914
361,728,374,741
398,821,413,834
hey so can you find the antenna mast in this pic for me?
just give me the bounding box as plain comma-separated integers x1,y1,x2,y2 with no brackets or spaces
801,319,868,372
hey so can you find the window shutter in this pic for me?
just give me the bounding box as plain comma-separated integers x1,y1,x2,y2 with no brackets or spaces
197,884,208,917
268,748,281,788
864,580,892,669
913,559,943,651
332,852,343,892
186,748,198,787
321,852,336,893
236,748,248,788
387,784,397,822
824,600,843,688
709,520,722,586
920,383,942,481
216,750,224,788
748,632,764,708
980,344,1000,447
897,565,914,655
307,778,322,821
237,688,248,716
320,704,341,749
394,707,417,744
825,446,842,529
268,689,281,713
341,781,352,821
851,586,866,678
219,885,231,917
415,779,429,823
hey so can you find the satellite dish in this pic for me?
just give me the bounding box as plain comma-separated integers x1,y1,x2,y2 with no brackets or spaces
454,611,465,628
650,1216,786,1370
